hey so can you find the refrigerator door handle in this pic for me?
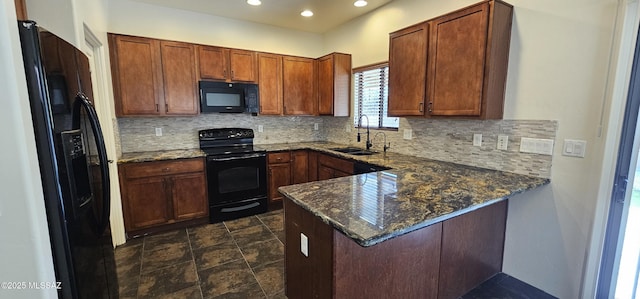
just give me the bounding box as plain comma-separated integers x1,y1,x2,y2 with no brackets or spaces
72,93,111,236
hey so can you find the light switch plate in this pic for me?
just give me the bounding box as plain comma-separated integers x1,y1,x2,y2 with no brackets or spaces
519,137,554,155
563,139,587,158
403,129,412,140
155,127,162,137
258,125,264,133
300,233,308,257
473,134,482,147
314,123,319,131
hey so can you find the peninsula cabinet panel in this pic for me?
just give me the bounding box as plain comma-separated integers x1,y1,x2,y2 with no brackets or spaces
317,53,351,116
161,41,198,115
109,35,163,116
334,222,442,299
438,199,508,299
388,23,429,116
258,53,283,115
283,56,316,115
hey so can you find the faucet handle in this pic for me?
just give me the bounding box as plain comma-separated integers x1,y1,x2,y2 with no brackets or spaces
384,142,390,152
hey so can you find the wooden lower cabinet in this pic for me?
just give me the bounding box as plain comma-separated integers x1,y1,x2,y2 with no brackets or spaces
284,198,508,299
317,153,354,180
268,151,311,204
119,158,208,236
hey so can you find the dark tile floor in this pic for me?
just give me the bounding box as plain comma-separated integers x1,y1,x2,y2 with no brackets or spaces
114,209,286,299
461,272,558,299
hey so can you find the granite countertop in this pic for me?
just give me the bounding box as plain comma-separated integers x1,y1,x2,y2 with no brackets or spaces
116,142,549,248
271,142,550,247
118,149,206,164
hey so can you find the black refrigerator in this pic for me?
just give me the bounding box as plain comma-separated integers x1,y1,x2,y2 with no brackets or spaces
17,21,118,298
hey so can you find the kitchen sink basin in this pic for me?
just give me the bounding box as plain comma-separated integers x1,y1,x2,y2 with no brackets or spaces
330,147,378,156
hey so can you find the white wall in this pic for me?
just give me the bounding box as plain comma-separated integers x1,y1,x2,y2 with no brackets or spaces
0,1,57,298
324,0,619,297
107,0,324,58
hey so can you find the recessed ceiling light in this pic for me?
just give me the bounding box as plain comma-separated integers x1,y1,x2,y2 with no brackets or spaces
354,0,368,7
247,0,261,6
301,10,314,17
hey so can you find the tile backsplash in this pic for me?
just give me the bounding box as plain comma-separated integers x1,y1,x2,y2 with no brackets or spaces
117,114,557,178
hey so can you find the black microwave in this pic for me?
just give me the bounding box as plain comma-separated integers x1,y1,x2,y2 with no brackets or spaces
199,81,259,114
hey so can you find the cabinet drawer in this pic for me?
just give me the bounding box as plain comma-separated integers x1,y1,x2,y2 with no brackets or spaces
268,152,291,164
122,158,204,179
318,154,354,174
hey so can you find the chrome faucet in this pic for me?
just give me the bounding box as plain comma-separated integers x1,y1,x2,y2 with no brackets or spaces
374,132,391,152
357,114,372,151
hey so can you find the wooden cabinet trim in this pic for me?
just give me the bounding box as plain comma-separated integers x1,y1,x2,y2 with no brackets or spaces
122,159,204,179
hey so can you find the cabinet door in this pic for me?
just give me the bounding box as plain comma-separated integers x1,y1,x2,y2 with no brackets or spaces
258,53,283,115
283,56,316,115
198,46,228,80
428,3,488,116
171,172,208,221
318,165,334,181
308,151,318,182
291,150,309,184
268,163,292,202
122,176,170,231
318,53,351,116
229,49,256,82
110,35,163,116
388,23,429,116
317,55,334,115
161,41,198,115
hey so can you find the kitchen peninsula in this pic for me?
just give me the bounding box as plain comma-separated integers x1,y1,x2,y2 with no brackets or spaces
274,143,549,299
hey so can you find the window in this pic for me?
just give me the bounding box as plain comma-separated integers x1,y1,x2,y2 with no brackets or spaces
353,63,399,129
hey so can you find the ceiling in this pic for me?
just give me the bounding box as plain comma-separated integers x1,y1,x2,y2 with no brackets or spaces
131,0,395,33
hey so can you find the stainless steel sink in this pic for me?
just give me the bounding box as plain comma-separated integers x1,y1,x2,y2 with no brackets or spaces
330,147,378,156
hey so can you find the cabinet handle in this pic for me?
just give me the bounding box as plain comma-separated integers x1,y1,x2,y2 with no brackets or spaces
156,103,159,112
223,69,227,78
231,70,235,79
428,102,433,113
162,168,171,172
419,103,424,112
165,103,169,113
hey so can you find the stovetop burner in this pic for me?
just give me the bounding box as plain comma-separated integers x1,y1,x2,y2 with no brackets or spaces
199,128,262,156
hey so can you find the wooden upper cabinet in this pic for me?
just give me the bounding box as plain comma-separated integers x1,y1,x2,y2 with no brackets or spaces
258,53,283,115
317,53,351,117
389,0,513,119
428,3,488,117
109,35,163,116
388,23,429,116
283,56,316,115
161,41,198,115
198,46,227,81
109,34,198,116
15,0,27,20
198,46,257,82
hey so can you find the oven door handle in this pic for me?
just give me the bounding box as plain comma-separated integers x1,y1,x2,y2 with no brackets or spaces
220,202,261,213
208,153,266,162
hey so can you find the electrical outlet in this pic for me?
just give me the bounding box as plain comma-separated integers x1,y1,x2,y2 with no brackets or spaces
473,134,482,147
519,137,554,155
155,127,162,137
258,125,264,133
300,233,308,257
314,123,319,131
403,129,412,140
497,135,509,150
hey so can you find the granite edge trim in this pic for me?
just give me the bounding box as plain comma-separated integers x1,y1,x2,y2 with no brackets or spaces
280,178,550,247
